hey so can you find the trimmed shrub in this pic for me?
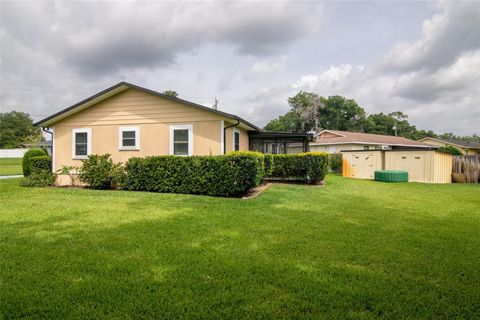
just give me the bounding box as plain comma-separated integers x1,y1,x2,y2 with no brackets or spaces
329,153,342,173
268,152,330,184
22,155,54,187
79,154,123,189
263,154,274,176
30,156,52,173
123,152,265,197
22,148,47,176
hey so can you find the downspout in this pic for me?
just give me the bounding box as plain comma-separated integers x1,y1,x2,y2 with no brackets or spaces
223,120,240,154
42,127,53,171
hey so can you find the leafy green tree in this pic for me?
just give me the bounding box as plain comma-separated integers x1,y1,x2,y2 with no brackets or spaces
319,96,366,131
264,111,301,132
0,111,42,148
162,90,178,98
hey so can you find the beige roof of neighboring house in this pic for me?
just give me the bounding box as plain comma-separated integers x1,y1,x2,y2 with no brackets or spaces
312,130,432,148
419,137,480,150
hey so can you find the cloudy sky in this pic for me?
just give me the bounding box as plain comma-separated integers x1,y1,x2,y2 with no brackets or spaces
1,1,479,135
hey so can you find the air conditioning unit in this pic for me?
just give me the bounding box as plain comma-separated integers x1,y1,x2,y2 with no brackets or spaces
380,145,391,150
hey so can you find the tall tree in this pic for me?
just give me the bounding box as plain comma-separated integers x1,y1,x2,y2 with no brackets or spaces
287,91,324,132
319,96,366,131
264,111,301,132
0,111,42,148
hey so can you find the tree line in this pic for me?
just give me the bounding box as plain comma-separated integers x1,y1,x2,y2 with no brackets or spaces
264,91,479,142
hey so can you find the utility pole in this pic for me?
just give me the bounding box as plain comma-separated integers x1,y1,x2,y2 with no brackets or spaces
213,98,218,110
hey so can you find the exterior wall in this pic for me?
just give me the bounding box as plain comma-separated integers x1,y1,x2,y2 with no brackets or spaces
342,151,383,179
52,88,232,171
343,150,452,183
224,126,249,153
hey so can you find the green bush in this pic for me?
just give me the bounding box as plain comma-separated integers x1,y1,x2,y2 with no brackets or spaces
79,154,123,189
268,152,330,184
22,156,54,187
30,156,52,173
329,153,342,173
263,154,274,176
22,148,47,176
21,171,55,187
123,152,265,197
438,146,463,155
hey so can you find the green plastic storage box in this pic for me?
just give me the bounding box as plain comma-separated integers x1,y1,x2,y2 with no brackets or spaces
374,170,408,182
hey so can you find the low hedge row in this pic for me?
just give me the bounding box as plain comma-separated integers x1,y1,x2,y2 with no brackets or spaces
268,152,330,184
122,151,265,197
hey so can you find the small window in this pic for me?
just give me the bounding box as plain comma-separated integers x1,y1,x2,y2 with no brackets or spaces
234,130,240,151
119,127,140,150
170,125,193,156
72,128,91,159
363,146,370,150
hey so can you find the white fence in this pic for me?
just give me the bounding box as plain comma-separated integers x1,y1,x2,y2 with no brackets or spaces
0,148,28,158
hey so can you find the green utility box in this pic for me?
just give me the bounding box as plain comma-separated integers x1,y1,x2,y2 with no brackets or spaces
374,170,408,182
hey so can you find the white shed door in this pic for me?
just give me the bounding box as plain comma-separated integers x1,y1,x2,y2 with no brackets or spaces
351,153,375,179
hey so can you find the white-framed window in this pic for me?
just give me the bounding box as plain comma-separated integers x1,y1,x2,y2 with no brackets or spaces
72,128,91,159
119,126,140,150
233,128,240,151
170,124,193,156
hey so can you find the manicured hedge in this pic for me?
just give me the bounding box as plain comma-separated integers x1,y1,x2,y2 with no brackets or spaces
268,152,330,184
30,156,52,173
22,148,47,176
22,155,54,187
123,152,265,197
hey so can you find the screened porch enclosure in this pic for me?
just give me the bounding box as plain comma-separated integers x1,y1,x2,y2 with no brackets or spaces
248,132,313,154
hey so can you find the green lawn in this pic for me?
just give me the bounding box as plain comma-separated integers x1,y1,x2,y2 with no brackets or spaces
0,158,22,176
1,176,479,319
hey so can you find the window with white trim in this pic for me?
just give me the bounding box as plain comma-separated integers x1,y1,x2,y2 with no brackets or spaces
72,128,91,159
119,126,140,150
234,129,240,151
170,125,193,156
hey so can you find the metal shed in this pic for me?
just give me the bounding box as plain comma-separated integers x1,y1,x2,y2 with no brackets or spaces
342,149,452,183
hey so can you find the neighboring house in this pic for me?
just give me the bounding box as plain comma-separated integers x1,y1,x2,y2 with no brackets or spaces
34,82,311,172
310,130,434,153
418,137,480,155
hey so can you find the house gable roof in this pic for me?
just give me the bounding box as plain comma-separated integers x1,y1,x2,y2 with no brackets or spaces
312,130,432,148
34,82,262,131
418,137,480,150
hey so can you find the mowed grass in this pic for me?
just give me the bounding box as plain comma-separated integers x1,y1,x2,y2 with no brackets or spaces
0,176,479,319
0,158,22,176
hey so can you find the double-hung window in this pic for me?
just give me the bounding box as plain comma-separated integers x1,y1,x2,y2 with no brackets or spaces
170,125,193,156
233,129,240,151
72,128,91,159
119,127,140,150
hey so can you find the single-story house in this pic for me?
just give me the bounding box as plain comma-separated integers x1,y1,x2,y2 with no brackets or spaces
310,130,434,153
34,82,312,173
418,137,480,155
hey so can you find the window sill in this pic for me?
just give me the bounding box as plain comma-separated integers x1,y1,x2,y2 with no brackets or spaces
73,156,88,160
119,148,140,151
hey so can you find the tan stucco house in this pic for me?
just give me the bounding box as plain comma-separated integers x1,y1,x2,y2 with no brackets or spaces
310,130,433,153
35,82,311,173
418,137,480,155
